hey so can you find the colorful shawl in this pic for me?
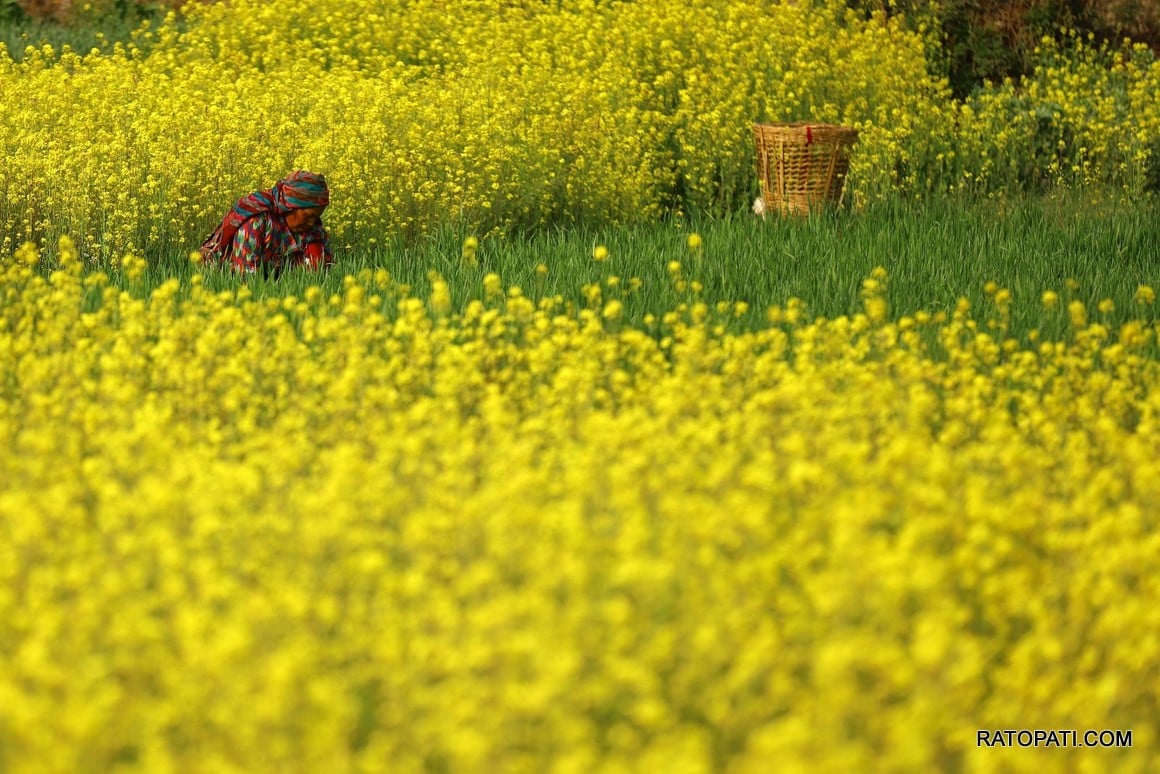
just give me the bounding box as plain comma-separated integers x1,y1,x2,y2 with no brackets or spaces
199,170,330,264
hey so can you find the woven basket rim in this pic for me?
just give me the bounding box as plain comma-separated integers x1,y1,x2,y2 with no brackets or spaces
753,121,859,140
754,121,855,128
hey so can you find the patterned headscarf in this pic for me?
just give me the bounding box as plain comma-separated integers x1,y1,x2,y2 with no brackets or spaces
199,171,329,262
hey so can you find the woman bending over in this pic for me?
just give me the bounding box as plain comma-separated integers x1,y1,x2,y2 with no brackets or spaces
199,170,333,276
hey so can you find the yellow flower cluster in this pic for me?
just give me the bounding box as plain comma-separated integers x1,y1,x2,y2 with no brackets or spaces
1,251,1157,771
0,0,948,257
4,1,1155,252
953,33,1160,195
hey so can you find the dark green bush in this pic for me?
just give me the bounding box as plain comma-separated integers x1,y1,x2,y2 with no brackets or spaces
847,0,1158,99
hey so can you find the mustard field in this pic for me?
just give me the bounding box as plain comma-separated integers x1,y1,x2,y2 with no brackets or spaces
3,0,1160,771
1,0,1158,258
1,240,1158,771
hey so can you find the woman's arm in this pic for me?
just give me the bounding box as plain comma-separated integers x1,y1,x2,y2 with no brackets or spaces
300,228,334,271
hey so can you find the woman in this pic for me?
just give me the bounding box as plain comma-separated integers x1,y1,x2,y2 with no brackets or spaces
199,170,334,275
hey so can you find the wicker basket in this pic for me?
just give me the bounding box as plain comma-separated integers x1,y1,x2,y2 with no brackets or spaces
753,122,858,216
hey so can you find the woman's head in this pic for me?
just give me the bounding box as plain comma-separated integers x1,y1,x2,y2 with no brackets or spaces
275,170,329,211
275,170,329,233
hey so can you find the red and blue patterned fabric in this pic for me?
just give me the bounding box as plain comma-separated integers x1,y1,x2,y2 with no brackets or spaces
199,171,333,274
224,212,332,274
